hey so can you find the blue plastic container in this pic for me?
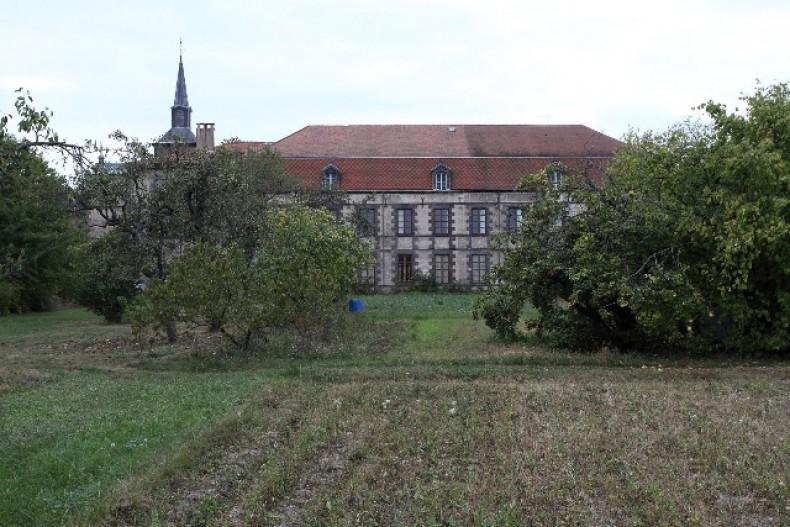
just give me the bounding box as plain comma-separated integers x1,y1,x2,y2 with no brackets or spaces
348,298,364,313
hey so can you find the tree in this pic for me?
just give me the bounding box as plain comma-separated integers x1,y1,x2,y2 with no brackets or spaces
128,207,372,350
74,233,144,322
0,90,85,313
476,83,790,354
74,138,295,334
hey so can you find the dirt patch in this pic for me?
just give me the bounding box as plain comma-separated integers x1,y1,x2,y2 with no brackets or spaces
163,433,280,526
255,429,362,527
0,367,53,391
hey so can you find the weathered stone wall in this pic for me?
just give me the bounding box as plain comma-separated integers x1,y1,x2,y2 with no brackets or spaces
340,191,537,291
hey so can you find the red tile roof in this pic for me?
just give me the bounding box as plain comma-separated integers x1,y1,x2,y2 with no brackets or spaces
273,124,619,158
226,124,621,191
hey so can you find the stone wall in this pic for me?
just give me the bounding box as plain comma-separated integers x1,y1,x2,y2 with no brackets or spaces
339,191,537,291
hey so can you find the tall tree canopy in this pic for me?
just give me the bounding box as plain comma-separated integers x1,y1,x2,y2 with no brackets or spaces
476,83,790,354
0,91,84,313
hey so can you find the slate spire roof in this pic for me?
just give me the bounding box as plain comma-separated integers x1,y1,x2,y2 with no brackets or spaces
173,52,189,107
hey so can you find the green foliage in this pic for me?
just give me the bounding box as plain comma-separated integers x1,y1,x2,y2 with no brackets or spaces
125,242,249,338
75,142,294,325
0,91,85,313
130,207,372,349
472,285,524,339
515,162,568,192
409,271,439,292
75,234,143,323
481,83,790,354
0,282,24,315
256,207,372,330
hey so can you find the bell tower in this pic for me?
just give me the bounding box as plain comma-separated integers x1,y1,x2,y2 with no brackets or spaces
156,40,197,150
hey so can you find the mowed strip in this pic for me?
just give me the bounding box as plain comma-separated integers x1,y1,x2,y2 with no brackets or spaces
225,376,787,527
83,368,790,525
91,370,788,526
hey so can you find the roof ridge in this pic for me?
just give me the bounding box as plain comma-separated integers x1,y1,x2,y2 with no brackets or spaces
273,124,310,144
293,123,588,127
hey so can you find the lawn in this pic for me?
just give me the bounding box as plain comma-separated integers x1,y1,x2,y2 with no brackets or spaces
0,294,788,526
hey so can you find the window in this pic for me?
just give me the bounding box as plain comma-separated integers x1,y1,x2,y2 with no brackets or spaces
326,206,341,221
396,208,414,235
549,170,562,188
432,164,450,191
358,207,376,236
471,208,487,235
432,208,450,235
470,254,489,284
358,263,375,286
173,108,186,127
398,254,413,283
321,164,340,190
506,207,523,232
434,254,451,284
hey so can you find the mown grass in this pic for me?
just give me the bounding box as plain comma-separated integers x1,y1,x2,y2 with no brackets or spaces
0,307,123,345
0,294,788,526
0,370,268,525
359,292,478,319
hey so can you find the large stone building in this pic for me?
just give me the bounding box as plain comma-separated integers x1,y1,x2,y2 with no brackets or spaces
158,56,621,291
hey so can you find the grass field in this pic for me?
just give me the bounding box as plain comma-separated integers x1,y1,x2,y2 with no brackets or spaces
0,294,788,526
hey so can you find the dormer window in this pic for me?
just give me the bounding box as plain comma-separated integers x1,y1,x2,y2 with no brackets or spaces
549,170,562,188
432,163,450,191
321,164,340,190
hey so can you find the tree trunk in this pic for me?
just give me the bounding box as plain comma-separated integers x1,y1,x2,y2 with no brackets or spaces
166,320,177,343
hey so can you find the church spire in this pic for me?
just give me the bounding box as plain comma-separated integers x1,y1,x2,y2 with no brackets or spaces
169,40,192,131
174,39,189,107
157,42,197,147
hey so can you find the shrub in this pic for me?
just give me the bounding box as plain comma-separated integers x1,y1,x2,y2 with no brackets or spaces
75,235,142,323
472,288,523,340
0,281,24,315
410,271,439,293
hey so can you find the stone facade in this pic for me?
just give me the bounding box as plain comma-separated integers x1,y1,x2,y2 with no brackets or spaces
338,190,536,291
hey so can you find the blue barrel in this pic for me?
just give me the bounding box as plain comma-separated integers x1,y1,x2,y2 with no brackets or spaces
348,298,364,313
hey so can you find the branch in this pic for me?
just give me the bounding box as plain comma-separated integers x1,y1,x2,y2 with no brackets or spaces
627,246,678,281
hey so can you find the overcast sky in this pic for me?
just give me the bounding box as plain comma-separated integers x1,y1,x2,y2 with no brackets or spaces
2,0,789,146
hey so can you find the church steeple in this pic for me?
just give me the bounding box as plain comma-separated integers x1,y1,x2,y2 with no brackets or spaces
171,43,192,130
158,41,196,146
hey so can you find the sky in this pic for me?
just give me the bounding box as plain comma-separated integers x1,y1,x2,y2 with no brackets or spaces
2,0,789,147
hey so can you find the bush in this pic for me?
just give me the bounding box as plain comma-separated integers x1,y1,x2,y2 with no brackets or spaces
472,289,523,340
75,235,142,323
0,281,24,315
410,271,439,293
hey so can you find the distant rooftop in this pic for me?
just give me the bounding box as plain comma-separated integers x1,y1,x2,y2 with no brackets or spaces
263,124,621,158
222,124,621,191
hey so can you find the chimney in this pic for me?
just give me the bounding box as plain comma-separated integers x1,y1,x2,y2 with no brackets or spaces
196,123,215,151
